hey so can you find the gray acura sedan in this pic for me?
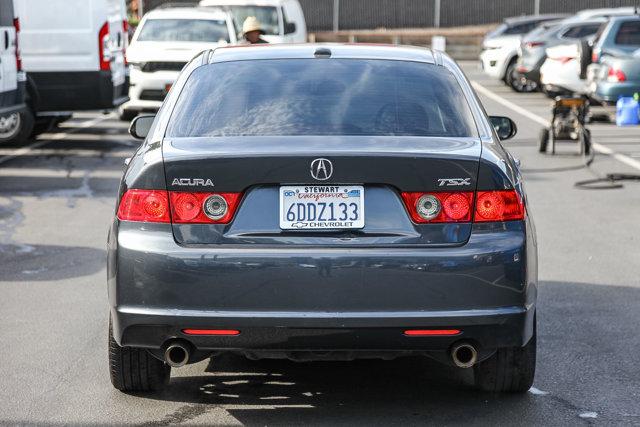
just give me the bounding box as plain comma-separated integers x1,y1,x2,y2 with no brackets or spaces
108,44,537,394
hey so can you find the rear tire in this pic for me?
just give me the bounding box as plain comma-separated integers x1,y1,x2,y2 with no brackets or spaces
505,60,537,93
0,109,35,145
108,316,170,392
538,128,549,153
473,320,536,393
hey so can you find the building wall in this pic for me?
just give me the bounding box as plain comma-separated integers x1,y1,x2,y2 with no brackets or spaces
147,0,640,31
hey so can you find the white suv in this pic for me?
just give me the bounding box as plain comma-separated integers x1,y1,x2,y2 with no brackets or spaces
120,7,237,121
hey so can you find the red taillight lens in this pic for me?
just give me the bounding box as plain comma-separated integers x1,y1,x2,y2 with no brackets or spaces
592,51,599,63
169,192,241,224
98,21,110,71
122,19,129,65
401,190,524,223
607,68,626,83
401,192,473,223
525,41,545,48
118,190,242,223
442,193,471,220
117,189,170,223
475,190,524,222
13,18,21,71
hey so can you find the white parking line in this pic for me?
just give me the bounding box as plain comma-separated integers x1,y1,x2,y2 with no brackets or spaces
0,114,113,166
471,81,640,172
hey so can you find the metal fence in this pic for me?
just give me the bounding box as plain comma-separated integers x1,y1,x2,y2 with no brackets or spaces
147,0,640,31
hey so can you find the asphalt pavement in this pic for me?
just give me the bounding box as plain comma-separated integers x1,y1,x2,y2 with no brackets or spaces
0,62,639,426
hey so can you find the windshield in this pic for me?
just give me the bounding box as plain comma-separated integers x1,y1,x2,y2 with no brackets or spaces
229,6,280,36
137,19,230,42
167,59,478,138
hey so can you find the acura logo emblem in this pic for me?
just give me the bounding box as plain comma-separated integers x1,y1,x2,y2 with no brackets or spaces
310,158,333,181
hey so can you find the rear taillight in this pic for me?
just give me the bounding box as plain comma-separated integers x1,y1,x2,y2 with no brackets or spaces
525,41,545,49
474,190,525,222
98,21,110,71
169,192,241,224
13,18,21,71
591,51,599,63
401,192,473,223
401,190,524,223
117,189,170,223
118,190,242,224
550,56,574,64
122,19,129,65
607,68,626,83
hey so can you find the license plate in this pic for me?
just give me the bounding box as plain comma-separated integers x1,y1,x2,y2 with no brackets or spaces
279,185,365,230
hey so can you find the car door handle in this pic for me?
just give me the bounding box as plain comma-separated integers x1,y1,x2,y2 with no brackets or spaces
124,157,131,166
4,31,8,50
514,158,521,168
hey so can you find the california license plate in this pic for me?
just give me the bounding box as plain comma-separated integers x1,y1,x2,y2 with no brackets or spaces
279,185,365,230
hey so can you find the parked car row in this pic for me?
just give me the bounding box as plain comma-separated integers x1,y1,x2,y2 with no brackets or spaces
0,0,309,142
481,7,640,105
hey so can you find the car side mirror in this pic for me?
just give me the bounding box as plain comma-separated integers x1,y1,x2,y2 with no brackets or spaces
129,114,155,140
284,22,296,34
489,116,518,140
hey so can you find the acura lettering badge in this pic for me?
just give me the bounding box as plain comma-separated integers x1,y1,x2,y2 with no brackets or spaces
310,158,333,181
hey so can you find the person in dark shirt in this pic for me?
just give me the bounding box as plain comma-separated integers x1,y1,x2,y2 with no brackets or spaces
242,16,268,44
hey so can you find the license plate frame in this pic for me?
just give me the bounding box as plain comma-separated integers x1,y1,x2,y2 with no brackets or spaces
279,185,365,230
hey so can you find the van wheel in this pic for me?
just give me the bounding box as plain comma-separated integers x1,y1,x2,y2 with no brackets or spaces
0,109,34,144
473,320,536,393
538,128,549,153
108,316,170,392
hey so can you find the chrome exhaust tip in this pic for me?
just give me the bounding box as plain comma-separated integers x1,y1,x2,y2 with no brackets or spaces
164,342,190,368
450,342,478,368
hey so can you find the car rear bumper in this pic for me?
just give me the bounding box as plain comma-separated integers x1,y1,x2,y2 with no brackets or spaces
479,49,511,79
123,69,179,112
113,305,533,363
594,81,640,103
30,71,128,112
108,220,537,356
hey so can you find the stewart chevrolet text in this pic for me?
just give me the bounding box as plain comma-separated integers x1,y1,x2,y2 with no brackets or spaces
108,44,537,394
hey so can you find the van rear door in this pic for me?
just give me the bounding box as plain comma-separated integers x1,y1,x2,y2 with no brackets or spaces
0,0,17,95
106,0,127,103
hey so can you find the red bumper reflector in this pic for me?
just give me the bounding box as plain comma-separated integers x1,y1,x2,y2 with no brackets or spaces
404,329,461,336
182,329,240,336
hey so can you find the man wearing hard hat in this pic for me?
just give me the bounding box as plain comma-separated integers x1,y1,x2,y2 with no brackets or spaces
242,16,268,44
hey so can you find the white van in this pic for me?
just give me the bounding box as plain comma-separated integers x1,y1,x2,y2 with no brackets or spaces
0,0,29,143
199,0,307,43
15,0,128,116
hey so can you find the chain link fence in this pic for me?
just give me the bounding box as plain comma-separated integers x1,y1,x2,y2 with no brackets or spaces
146,0,640,31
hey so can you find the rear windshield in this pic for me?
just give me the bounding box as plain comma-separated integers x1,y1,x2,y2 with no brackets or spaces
167,59,478,138
137,19,230,43
614,21,640,46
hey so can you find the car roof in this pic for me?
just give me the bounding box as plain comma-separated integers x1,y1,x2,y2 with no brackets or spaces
145,7,230,20
200,0,285,6
605,14,640,23
503,14,568,25
208,43,438,64
576,7,638,19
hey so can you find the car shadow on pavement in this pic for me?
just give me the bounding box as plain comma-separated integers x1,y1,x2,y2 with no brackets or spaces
129,280,640,425
0,244,105,281
147,354,536,425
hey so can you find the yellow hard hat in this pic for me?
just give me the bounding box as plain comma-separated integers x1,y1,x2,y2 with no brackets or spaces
242,16,264,35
